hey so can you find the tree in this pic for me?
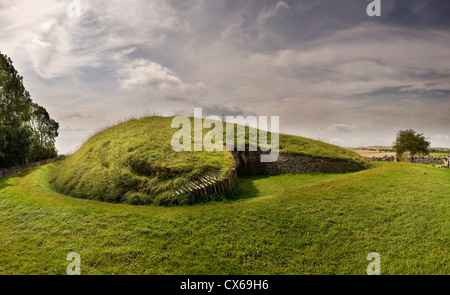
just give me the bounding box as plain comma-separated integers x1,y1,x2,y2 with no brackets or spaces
29,103,59,161
0,51,59,167
0,52,33,167
393,129,430,159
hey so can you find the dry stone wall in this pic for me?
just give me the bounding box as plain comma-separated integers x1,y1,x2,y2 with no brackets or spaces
406,156,448,165
367,155,447,164
0,156,65,180
367,156,395,162
232,151,363,174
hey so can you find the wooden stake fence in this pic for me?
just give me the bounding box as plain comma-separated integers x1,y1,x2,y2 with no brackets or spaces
171,163,238,201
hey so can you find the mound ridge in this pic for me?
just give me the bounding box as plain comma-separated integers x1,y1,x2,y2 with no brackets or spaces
49,116,368,205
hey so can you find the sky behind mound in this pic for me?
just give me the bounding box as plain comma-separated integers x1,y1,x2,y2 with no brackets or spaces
0,0,449,154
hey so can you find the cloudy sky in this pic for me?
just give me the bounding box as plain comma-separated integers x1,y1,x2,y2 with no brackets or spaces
1,0,449,154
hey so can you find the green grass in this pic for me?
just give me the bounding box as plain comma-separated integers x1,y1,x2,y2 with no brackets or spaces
49,116,368,205
428,147,450,155
0,162,448,274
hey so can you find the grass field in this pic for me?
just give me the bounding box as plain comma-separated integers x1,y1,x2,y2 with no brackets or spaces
0,161,448,275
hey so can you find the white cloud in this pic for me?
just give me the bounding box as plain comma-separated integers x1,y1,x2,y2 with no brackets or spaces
119,60,183,90
0,0,189,79
119,59,206,98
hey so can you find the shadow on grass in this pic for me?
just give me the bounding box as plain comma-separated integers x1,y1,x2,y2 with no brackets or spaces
0,167,38,190
224,173,272,201
223,167,373,203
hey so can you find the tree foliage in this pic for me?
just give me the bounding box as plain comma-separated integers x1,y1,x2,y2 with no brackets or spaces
393,129,430,158
0,52,59,168
28,103,59,162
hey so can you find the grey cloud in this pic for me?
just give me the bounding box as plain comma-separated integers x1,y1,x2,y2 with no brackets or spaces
382,0,450,29
355,85,413,97
199,103,256,118
60,113,93,120
61,126,87,132
355,86,450,100
326,124,374,133
166,96,188,102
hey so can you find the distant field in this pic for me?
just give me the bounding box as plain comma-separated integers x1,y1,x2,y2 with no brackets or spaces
350,149,396,157
0,162,448,274
349,148,450,158
430,152,449,156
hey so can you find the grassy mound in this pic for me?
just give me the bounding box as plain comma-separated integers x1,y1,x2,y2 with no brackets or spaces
49,117,234,205
49,116,368,205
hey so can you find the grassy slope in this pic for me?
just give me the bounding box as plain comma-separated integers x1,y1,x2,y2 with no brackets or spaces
49,117,235,205
279,133,367,166
0,162,448,274
49,116,368,205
